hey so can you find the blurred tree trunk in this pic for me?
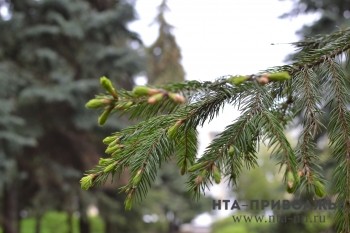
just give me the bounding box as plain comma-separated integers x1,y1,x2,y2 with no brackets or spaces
79,194,90,233
2,182,18,233
34,212,42,233
104,218,113,233
79,211,90,233
67,210,73,233
168,221,179,233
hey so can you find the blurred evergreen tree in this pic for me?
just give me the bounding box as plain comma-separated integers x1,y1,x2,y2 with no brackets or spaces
0,0,144,233
281,0,350,36
146,0,185,86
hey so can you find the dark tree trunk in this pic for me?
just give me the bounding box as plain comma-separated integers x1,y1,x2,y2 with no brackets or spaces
34,212,42,233
168,221,179,233
79,196,90,233
2,182,18,233
67,210,73,233
79,214,90,233
104,217,113,233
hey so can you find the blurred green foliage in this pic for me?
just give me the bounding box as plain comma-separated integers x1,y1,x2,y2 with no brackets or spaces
0,211,104,233
281,0,350,36
0,0,210,232
212,211,332,233
211,213,272,233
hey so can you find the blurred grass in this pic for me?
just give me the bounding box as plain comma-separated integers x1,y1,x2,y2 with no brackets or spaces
211,211,333,233
0,211,104,233
211,215,271,233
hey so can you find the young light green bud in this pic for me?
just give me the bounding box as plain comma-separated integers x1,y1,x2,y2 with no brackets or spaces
167,120,183,139
286,170,295,193
132,170,142,186
298,170,304,178
98,158,114,166
257,75,270,85
111,148,122,158
195,175,203,185
212,165,221,184
98,107,112,126
168,93,186,104
100,76,118,98
80,174,96,190
103,162,118,173
105,144,121,154
122,101,133,109
194,170,208,185
267,72,291,81
132,86,150,96
147,93,164,104
102,135,118,145
85,98,111,109
228,146,235,156
132,86,161,97
287,170,294,182
125,195,133,210
188,162,208,172
314,180,326,198
227,75,249,85
286,185,294,194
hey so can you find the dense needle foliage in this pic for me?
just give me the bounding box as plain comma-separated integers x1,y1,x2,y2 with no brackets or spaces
82,27,350,232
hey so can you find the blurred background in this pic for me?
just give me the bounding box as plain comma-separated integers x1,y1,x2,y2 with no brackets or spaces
0,0,348,232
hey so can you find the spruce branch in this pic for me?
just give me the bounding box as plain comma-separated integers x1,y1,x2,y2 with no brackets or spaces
174,127,198,176
81,27,350,233
293,67,325,194
325,58,350,232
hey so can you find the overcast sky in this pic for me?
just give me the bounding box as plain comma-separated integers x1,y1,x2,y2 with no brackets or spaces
131,0,319,82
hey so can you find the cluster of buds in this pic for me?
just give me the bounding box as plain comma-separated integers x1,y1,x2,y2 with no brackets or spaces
132,86,186,104
227,71,291,86
195,170,207,185
188,161,222,186
101,134,123,173
187,162,209,187
84,77,187,126
85,77,119,125
80,134,123,190
86,77,136,125
103,134,124,156
102,160,119,173
100,76,118,98
286,168,326,197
